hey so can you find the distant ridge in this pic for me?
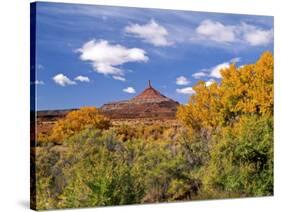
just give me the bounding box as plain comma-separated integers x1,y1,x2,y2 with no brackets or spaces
36,109,77,122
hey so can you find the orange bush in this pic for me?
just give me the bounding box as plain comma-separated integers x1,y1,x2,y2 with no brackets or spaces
50,107,111,143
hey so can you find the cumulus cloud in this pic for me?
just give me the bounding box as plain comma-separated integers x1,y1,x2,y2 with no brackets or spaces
196,19,273,46
35,80,44,85
123,87,136,94
192,71,208,79
209,62,231,79
206,57,241,79
74,75,90,82
77,39,148,76
176,87,195,95
124,19,173,46
196,19,237,43
241,22,273,46
113,76,126,81
205,79,216,86
176,76,189,85
53,73,76,86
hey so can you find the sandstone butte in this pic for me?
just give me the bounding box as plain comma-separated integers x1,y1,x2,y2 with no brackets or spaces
100,80,179,120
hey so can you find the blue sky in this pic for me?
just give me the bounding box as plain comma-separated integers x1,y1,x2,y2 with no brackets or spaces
34,2,274,110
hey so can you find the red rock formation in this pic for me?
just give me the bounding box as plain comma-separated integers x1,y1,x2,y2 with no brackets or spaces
101,81,179,119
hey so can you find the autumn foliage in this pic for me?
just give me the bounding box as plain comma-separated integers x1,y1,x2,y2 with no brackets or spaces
33,51,273,210
177,51,273,197
49,107,111,143
178,51,273,131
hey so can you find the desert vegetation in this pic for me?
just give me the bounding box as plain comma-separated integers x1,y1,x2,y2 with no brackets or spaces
33,52,273,210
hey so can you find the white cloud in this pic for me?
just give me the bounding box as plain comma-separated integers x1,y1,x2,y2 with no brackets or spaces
124,19,173,46
176,87,195,95
123,87,136,94
53,73,76,86
230,57,241,63
176,76,189,85
241,22,273,46
35,80,44,85
37,64,44,70
75,75,90,82
113,76,126,81
196,19,273,46
77,39,148,76
196,19,237,43
192,58,241,81
209,62,230,79
205,79,216,86
192,71,208,79
207,57,240,79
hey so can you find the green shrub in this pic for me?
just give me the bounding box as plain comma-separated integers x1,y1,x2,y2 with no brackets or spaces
202,115,273,197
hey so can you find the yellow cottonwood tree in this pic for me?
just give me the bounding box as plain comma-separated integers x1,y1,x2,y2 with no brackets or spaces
177,51,273,131
220,51,273,120
176,51,273,197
